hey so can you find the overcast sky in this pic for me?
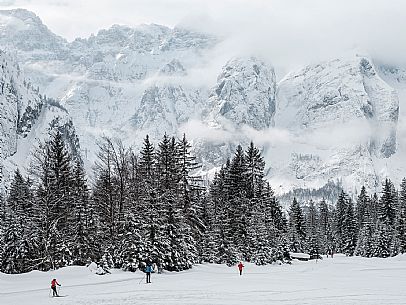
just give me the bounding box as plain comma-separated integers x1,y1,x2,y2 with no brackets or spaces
1,0,405,69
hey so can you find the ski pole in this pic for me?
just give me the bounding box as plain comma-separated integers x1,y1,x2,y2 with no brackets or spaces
138,274,145,284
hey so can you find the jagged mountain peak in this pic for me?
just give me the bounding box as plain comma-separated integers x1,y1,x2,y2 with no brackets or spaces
207,56,276,130
0,8,66,51
0,8,42,24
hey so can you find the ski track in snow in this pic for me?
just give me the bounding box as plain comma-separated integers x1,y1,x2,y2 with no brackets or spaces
1,255,406,305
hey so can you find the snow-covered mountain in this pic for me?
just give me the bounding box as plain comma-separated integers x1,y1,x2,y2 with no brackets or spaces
0,50,43,161
272,55,401,193
0,49,79,189
0,8,405,195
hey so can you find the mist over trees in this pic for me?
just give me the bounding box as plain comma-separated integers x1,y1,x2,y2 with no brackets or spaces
1,125,406,274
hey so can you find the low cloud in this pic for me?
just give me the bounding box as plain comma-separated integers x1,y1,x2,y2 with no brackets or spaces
2,0,405,75
178,119,238,144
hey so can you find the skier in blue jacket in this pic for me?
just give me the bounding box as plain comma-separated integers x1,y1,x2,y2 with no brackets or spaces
145,261,153,283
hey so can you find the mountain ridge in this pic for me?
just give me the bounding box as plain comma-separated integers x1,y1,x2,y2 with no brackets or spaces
0,8,404,196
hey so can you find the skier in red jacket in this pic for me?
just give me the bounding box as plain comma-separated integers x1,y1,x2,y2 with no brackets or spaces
51,279,61,297
238,262,244,276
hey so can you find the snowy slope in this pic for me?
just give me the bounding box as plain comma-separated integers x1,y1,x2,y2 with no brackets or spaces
272,55,401,193
0,8,405,194
0,49,45,187
1,255,406,305
0,50,43,159
0,49,79,189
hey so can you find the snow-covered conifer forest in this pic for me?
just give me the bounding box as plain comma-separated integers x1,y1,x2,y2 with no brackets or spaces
1,129,406,274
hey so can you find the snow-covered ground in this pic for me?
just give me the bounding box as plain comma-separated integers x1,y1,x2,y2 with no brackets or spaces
1,255,406,305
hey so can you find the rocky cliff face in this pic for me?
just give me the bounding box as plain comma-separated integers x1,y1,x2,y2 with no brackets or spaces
207,57,276,130
132,84,205,137
0,49,79,189
0,50,44,160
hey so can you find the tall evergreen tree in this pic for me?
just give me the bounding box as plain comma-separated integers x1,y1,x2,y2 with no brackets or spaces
288,198,306,252
342,199,357,256
355,204,374,257
318,199,333,254
356,186,369,231
394,178,406,254
378,178,397,226
306,200,320,258
70,160,96,265
334,191,349,252
1,169,38,273
244,141,265,200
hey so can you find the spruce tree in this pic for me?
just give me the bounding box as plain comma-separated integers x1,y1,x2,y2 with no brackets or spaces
355,205,374,257
71,160,96,265
394,178,406,254
334,191,348,253
306,200,320,259
372,221,393,258
288,198,306,252
318,199,333,254
1,170,38,273
342,199,357,256
244,141,265,200
378,178,396,226
356,186,369,231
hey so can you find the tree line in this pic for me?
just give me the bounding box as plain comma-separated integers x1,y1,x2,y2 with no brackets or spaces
0,127,405,274
288,179,406,259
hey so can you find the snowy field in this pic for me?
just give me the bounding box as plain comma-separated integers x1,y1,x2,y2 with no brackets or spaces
1,255,406,305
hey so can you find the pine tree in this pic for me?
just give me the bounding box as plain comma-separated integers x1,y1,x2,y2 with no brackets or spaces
394,178,406,254
356,186,369,231
334,191,348,253
139,135,155,185
244,141,265,200
119,212,143,272
1,169,38,273
318,199,333,254
226,145,249,258
355,205,374,257
306,200,320,259
369,179,397,257
199,196,216,263
264,183,287,233
372,221,393,258
288,198,306,252
378,178,396,226
370,193,379,224
249,199,272,265
29,127,79,270
70,160,96,265
46,129,74,268
175,134,204,267
342,199,357,256
209,165,238,265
